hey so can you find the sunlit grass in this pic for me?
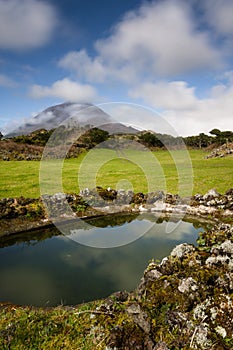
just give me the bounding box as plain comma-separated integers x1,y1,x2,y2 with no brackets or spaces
0,149,232,198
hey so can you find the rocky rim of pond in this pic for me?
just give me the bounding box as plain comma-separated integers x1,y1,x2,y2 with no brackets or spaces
1,221,233,349
84,221,233,349
0,187,232,236
0,190,233,349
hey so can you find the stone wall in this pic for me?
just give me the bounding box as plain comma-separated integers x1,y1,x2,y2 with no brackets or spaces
0,188,232,221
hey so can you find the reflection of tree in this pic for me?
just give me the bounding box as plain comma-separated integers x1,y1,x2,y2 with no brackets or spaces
86,213,138,228
0,226,59,248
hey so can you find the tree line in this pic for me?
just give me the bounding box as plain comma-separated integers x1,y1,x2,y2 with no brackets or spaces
0,127,232,150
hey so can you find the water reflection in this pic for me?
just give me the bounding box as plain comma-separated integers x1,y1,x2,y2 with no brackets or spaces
0,213,209,306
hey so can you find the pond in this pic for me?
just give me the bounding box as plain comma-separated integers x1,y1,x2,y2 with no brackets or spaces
0,213,209,307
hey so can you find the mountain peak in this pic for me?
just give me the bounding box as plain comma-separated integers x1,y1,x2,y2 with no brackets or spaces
6,102,106,137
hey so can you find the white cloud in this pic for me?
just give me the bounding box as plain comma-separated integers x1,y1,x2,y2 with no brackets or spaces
0,74,17,88
204,0,233,36
100,102,180,135
221,71,233,84
26,0,233,137
59,0,222,82
0,0,57,50
162,80,233,136
125,74,233,136
96,0,221,76
59,50,107,83
30,78,98,102
129,81,198,110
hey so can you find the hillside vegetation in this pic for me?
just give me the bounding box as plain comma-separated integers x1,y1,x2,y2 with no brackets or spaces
1,127,233,161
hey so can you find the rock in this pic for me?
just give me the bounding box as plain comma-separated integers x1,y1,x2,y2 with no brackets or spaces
205,240,233,270
154,342,170,350
170,243,195,259
215,326,227,338
146,191,165,204
203,189,221,201
206,142,233,159
215,240,233,255
192,323,212,349
216,273,233,291
126,304,151,334
166,311,189,329
80,188,90,196
109,291,129,302
178,277,198,294
225,188,233,196
151,201,166,212
194,193,203,201
145,269,162,281
133,192,145,204
205,255,233,269
139,204,149,212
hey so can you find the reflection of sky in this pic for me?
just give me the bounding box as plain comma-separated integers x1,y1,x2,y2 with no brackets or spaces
65,213,200,248
0,216,203,306
68,219,153,248
144,218,199,240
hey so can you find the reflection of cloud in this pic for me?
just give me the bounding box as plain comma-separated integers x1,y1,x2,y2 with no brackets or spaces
59,213,200,249
67,219,152,248
143,217,201,241
0,216,203,306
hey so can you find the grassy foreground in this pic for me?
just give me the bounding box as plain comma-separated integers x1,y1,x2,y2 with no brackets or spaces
0,301,101,350
0,149,232,198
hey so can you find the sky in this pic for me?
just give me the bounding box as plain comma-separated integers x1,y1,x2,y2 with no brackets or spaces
1,0,233,136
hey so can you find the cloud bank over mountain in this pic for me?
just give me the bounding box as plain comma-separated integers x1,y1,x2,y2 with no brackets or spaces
1,0,233,136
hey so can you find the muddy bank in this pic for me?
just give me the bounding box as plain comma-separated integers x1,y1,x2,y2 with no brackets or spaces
0,188,232,236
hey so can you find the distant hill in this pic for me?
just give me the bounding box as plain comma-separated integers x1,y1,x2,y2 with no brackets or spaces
3,102,232,158
5,102,139,137
100,123,139,135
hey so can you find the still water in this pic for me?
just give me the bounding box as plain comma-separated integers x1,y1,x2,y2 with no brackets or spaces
0,213,206,306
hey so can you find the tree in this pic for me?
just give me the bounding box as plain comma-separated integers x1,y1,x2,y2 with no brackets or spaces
184,133,212,148
79,127,109,148
0,131,3,140
138,132,163,148
198,133,211,148
209,129,233,145
209,128,221,137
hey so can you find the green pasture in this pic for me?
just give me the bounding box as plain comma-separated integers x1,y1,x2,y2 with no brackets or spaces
0,149,232,198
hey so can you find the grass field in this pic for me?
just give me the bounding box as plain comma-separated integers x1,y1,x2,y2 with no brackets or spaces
0,149,232,198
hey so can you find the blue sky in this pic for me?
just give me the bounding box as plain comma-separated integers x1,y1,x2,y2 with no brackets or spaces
1,0,233,136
